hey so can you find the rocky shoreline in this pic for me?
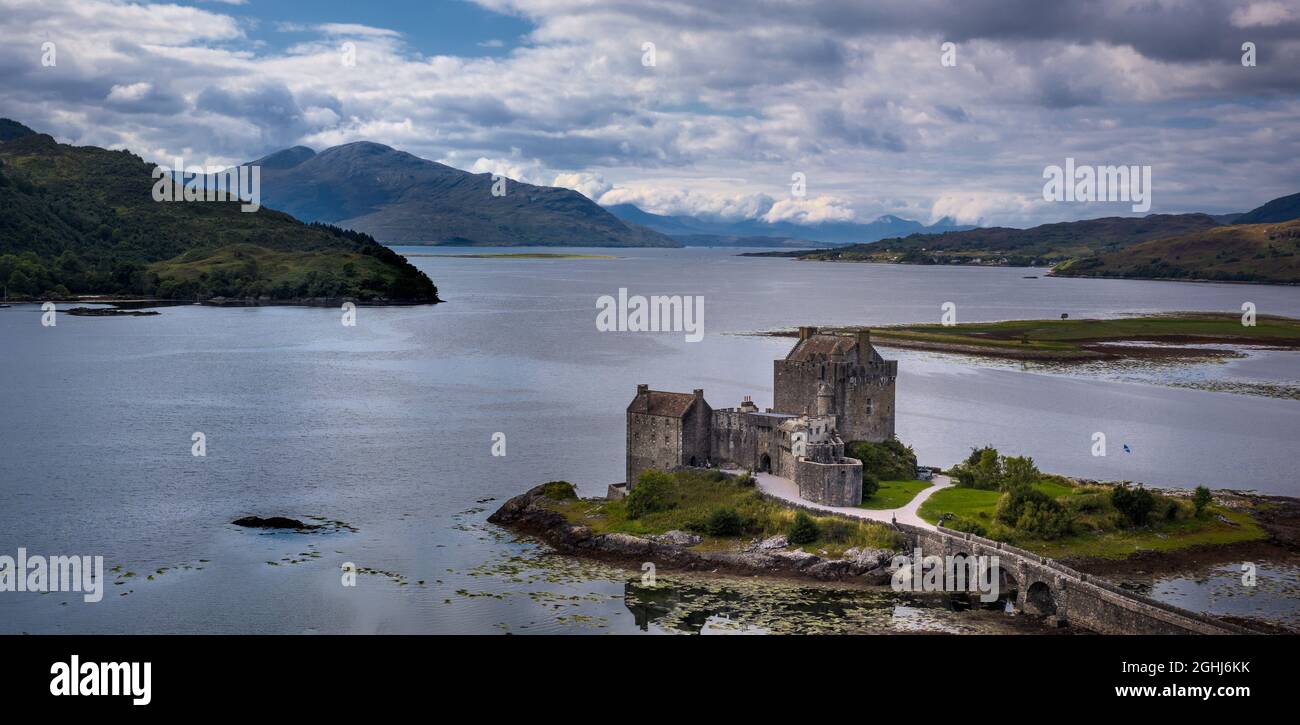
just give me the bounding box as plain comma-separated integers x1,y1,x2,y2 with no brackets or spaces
487,483,901,584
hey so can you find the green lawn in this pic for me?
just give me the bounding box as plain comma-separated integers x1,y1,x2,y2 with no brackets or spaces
860,479,931,510
917,479,1267,560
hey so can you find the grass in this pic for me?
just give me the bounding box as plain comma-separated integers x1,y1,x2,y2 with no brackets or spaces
918,478,1267,560
795,313,1300,361
541,469,905,558
859,479,931,510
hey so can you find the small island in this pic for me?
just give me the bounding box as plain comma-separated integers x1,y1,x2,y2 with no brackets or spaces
491,327,1297,634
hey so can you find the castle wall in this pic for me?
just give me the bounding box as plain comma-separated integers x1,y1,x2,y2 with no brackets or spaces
711,409,786,472
794,457,863,507
626,412,684,487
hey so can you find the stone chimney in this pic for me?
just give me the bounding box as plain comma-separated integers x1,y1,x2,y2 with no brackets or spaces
636,384,649,395
799,326,817,340
693,388,704,399
856,330,871,357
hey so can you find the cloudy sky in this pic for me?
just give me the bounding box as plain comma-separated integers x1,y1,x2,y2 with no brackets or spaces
2,0,1299,227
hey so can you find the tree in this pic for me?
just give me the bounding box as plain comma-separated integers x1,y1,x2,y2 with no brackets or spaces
1002,456,1040,490
6,268,35,296
1192,486,1213,517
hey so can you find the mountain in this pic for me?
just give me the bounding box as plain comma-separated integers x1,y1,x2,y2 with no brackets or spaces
782,213,1224,266
0,120,438,303
1053,219,1300,284
0,118,36,142
1234,192,1300,225
232,142,677,247
604,203,973,245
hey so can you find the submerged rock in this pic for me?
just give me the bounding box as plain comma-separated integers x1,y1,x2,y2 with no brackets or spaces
232,516,318,530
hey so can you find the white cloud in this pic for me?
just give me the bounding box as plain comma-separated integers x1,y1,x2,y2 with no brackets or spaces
762,196,857,224
1,0,1297,227
551,171,611,199
1231,1,1297,28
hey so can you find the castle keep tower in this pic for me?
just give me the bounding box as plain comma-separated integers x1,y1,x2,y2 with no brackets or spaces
772,327,896,442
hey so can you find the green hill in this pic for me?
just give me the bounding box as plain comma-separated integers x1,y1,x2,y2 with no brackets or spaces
786,213,1222,267
1053,220,1300,284
0,121,439,303
1234,192,1300,225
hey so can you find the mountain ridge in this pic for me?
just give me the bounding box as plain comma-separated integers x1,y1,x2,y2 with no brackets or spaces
234,142,678,247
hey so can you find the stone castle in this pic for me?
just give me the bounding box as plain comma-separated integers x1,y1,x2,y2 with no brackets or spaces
626,327,897,506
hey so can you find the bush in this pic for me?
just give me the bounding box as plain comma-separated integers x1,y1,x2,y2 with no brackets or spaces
946,516,987,537
996,486,1073,539
704,507,743,537
819,517,855,544
538,481,576,501
1065,492,1108,514
1192,486,1213,517
788,511,820,545
1111,484,1156,527
861,471,880,500
627,470,676,519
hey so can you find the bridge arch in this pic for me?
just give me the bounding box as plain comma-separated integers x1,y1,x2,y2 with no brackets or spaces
1024,580,1058,615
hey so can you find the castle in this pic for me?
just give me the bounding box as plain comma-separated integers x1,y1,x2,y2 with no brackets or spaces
625,327,897,507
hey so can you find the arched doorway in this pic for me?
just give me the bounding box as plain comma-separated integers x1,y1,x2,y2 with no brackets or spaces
758,453,771,473
1025,581,1057,615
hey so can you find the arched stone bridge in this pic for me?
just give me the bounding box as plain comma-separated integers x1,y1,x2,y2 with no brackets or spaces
899,523,1251,635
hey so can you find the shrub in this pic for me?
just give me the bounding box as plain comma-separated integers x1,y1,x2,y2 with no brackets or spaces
1192,486,1213,517
1161,498,1182,521
996,486,1073,539
538,481,576,501
627,470,676,519
946,516,987,537
704,507,743,537
819,517,855,544
788,511,819,545
861,470,880,500
1111,484,1156,527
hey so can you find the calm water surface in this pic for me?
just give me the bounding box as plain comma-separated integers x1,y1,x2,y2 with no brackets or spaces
1,247,1297,633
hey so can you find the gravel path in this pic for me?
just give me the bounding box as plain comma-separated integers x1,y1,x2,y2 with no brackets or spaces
746,471,953,530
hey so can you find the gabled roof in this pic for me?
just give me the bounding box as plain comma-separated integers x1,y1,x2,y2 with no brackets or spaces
628,390,701,418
